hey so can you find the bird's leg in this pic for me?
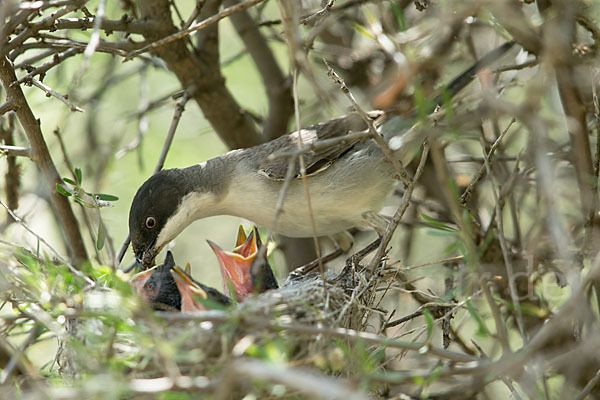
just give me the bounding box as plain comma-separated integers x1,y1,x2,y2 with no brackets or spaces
332,230,354,252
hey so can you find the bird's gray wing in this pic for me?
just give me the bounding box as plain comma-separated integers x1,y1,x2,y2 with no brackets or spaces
257,113,375,181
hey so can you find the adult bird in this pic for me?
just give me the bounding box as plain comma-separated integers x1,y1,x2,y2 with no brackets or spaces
130,251,230,312
129,112,413,269
127,42,515,269
208,225,278,301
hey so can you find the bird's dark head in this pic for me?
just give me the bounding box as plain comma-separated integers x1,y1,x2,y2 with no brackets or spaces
129,169,191,269
129,251,181,311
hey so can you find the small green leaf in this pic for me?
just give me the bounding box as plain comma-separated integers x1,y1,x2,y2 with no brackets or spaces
195,296,229,311
414,86,428,121
56,184,72,197
73,197,92,207
391,2,407,31
95,193,119,201
420,214,457,232
96,224,105,251
443,240,461,255
226,280,237,305
423,309,434,341
62,177,76,185
351,22,374,39
466,299,490,336
440,87,454,119
75,168,82,185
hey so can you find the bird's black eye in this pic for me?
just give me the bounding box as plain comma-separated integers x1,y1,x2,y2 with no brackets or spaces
145,216,156,229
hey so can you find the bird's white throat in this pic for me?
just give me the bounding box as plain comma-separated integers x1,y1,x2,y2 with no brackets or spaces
155,191,219,250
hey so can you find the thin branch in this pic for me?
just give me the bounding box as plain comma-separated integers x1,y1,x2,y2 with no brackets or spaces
3,3,80,53
13,48,60,69
301,0,335,25
79,0,107,72
494,59,539,73
290,66,326,290
30,78,84,112
155,92,192,172
386,255,465,271
460,118,515,206
0,100,18,116
480,135,527,340
575,367,600,400
12,38,146,61
124,0,267,61
577,16,600,44
367,140,430,274
324,59,412,186
0,145,31,158
14,48,82,84
50,16,152,35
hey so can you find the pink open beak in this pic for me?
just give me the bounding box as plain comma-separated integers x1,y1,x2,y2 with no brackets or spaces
208,226,262,301
170,266,209,312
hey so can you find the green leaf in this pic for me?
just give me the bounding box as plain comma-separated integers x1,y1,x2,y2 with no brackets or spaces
195,296,229,311
414,86,433,121
73,197,92,208
466,299,490,337
443,240,461,255
420,214,457,232
391,2,407,31
95,193,119,201
226,280,238,305
62,177,76,185
96,224,105,251
75,168,82,185
425,229,458,238
56,184,72,197
423,309,434,341
440,87,454,119
351,22,374,40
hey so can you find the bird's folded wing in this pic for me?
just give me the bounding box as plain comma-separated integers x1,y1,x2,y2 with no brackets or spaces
258,113,376,181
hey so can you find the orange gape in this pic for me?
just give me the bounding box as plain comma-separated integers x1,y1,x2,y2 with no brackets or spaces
170,266,209,312
208,225,278,302
207,226,260,301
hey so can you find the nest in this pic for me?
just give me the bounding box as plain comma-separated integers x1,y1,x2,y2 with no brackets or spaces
107,260,389,382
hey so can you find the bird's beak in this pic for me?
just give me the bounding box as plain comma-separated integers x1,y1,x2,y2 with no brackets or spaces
134,253,144,271
137,240,158,270
208,228,261,301
208,243,254,301
170,266,208,312
235,224,247,247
